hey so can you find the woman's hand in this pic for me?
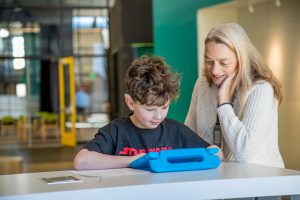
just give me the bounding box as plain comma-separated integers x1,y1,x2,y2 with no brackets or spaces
218,71,237,104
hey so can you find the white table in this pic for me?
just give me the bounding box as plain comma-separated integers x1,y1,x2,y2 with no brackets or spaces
1,162,300,200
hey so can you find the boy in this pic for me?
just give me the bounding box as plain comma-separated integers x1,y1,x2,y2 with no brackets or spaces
74,56,223,170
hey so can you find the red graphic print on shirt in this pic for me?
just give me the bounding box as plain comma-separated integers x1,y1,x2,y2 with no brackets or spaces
119,147,172,156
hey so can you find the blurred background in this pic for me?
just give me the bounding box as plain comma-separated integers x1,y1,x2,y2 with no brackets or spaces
0,0,299,174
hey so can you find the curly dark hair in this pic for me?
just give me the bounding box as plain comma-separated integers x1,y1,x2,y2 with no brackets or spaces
125,56,181,106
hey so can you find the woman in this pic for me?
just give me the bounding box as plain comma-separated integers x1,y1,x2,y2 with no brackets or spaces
185,23,284,168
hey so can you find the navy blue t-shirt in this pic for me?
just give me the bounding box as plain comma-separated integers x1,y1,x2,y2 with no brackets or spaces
83,117,210,156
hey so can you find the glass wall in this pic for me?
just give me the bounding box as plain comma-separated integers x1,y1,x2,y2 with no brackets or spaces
0,2,110,148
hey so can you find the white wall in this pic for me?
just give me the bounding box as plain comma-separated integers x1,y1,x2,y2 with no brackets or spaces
197,1,239,76
197,0,300,170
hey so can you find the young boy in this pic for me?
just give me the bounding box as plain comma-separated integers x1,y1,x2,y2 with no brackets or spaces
74,56,223,170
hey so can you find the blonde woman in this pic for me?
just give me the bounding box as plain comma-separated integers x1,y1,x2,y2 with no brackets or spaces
185,23,284,168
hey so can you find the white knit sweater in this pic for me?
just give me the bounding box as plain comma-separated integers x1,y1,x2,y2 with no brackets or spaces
185,76,284,168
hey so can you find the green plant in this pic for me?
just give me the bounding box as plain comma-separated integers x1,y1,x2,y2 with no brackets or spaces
37,112,57,124
1,115,15,125
19,115,26,121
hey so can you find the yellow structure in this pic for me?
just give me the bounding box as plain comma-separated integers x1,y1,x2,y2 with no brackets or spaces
59,57,76,147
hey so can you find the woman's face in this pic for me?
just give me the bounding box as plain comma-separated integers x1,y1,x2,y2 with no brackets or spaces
204,41,238,87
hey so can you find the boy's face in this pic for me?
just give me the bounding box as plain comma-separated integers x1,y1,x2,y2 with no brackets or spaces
125,94,169,129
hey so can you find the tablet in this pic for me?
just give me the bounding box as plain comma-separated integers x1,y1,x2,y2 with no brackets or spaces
40,176,83,184
130,148,220,172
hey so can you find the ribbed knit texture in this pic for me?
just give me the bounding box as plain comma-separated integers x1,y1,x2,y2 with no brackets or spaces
185,76,284,168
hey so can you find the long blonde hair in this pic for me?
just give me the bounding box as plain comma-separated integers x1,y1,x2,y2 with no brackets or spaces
203,23,283,116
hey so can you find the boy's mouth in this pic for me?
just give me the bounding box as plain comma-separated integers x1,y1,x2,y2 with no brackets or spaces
150,121,160,125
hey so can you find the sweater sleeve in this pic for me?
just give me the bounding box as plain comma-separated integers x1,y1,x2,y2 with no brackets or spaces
217,83,277,162
185,77,207,133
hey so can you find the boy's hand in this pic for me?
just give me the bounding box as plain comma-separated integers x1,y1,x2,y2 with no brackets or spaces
207,145,224,161
130,153,146,163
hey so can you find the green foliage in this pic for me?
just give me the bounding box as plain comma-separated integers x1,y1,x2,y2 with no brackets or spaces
19,115,26,121
1,115,15,125
37,112,58,124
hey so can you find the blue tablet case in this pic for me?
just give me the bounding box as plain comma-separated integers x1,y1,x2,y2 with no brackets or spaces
130,148,220,173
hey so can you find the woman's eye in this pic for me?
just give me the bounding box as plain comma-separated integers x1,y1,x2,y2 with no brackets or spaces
205,60,214,65
221,62,231,66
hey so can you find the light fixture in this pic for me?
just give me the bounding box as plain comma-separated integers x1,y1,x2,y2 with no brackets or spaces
0,28,9,38
248,4,255,13
275,0,281,7
13,58,25,70
16,83,26,97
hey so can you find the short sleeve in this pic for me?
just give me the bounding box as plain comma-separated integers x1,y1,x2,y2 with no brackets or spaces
82,125,116,155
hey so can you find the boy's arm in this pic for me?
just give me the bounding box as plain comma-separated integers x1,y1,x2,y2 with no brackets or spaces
207,145,224,161
73,149,145,170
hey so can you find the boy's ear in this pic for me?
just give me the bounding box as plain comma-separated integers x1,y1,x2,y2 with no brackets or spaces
124,94,134,111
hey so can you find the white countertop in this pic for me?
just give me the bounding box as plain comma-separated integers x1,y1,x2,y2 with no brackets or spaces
1,162,300,200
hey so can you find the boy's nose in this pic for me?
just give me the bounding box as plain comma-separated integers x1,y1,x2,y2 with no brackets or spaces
153,111,162,120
